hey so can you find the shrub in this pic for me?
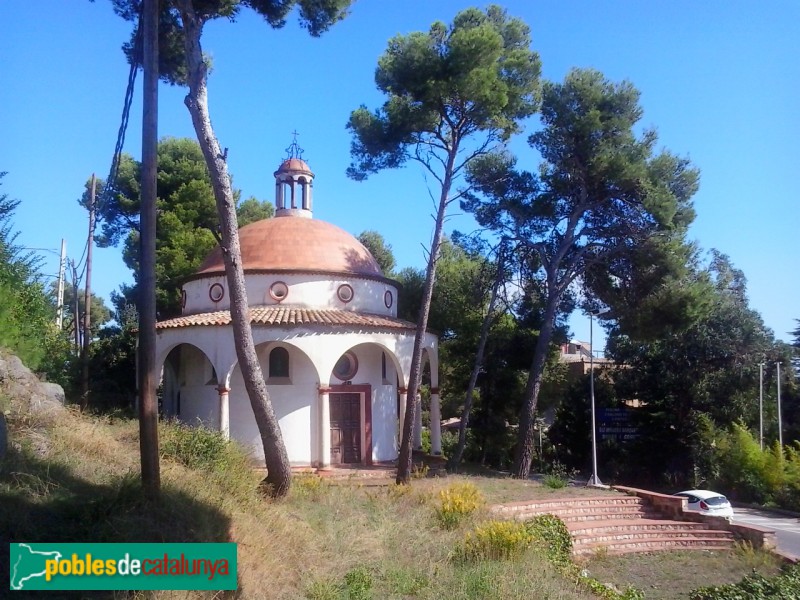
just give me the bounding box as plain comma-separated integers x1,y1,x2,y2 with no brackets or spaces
456,520,533,562
542,460,576,489
690,563,800,599
525,514,573,566
160,421,231,471
435,482,484,529
343,566,373,600
542,473,568,489
441,429,458,459
525,514,643,599
292,473,329,500
715,423,770,502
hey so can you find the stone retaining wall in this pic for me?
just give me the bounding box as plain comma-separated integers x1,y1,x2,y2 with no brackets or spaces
613,485,778,552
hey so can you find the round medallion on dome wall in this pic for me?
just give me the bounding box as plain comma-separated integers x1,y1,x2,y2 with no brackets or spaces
209,283,224,303
337,284,354,303
269,281,289,302
333,352,359,381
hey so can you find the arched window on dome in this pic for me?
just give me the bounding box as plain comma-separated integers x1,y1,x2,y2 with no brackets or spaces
268,347,290,383
281,180,294,209
298,176,309,210
275,180,284,210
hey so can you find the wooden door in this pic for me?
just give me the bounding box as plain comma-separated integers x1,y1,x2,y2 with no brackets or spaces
330,393,361,464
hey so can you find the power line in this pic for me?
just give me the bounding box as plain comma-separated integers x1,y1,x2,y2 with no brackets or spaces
99,12,143,223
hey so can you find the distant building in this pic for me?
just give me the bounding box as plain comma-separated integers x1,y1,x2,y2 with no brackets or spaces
559,340,614,381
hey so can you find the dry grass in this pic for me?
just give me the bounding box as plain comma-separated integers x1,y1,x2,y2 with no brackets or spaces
582,545,784,600
0,407,781,599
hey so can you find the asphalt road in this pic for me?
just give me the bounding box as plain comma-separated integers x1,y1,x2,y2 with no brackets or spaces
732,507,800,558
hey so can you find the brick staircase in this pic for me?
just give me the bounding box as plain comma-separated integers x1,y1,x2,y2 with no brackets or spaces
490,494,737,556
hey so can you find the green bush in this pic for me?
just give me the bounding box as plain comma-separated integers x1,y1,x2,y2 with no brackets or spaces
343,566,373,600
525,514,573,566
691,563,800,599
525,514,643,599
542,473,568,489
441,429,458,458
542,460,576,489
707,424,800,511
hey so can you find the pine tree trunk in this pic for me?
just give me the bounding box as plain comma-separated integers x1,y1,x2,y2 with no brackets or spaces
177,2,291,497
511,286,560,479
396,146,458,484
448,252,505,471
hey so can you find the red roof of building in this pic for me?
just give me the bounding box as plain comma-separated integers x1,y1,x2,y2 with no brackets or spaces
156,306,415,331
194,217,383,279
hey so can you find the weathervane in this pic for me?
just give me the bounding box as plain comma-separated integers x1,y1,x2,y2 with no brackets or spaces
285,131,304,159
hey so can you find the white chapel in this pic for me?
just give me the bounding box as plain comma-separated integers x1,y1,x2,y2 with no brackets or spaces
154,150,441,468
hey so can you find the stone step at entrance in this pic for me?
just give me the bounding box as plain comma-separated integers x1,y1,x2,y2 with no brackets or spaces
491,492,739,556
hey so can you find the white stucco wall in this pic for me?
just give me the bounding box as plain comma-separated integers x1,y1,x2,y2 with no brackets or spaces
182,273,398,317
156,321,438,467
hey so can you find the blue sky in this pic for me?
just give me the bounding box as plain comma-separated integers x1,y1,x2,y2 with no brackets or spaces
0,1,797,345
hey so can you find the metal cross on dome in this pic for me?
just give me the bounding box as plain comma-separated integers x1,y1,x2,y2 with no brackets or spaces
284,131,304,159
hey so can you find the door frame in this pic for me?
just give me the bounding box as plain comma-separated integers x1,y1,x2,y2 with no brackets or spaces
329,384,372,465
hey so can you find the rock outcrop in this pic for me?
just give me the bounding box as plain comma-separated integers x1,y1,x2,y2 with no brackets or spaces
0,351,66,457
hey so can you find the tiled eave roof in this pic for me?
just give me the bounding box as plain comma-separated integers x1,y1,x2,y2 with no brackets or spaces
156,306,417,332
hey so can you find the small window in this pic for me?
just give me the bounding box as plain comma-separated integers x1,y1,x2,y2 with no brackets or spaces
384,290,393,309
337,283,354,303
333,351,358,381
209,283,224,302
381,352,387,380
269,347,290,378
269,281,289,302
181,289,187,310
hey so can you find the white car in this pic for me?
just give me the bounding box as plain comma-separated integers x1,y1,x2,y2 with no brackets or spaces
675,489,734,519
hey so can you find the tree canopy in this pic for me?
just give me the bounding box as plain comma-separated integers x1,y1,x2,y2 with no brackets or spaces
111,0,354,85
84,137,273,317
464,68,700,478
357,230,396,276
347,4,542,483
347,5,541,182
0,172,68,373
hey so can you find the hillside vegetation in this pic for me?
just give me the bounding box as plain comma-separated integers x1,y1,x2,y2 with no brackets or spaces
0,380,787,599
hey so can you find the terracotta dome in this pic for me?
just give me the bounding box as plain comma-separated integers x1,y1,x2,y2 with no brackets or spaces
274,157,311,174
195,217,384,278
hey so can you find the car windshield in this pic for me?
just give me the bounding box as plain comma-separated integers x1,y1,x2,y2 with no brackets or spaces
704,496,729,506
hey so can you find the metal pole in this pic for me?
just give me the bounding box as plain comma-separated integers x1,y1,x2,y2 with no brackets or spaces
589,312,602,486
759,362,764,450
71,260,80,354
777,362,783,447
81,175,95,410
55,239,67,329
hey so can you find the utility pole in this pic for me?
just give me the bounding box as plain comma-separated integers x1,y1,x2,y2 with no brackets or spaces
777,362,783,447
138,0,161,498
56,239,67,329
71,260,80,354
758,362,764,450
81,175,96,410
